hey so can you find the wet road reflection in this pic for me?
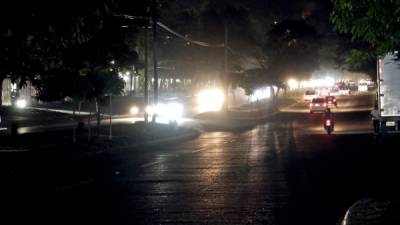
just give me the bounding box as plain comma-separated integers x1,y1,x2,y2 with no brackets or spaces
49,92,400,225
108,118,308,224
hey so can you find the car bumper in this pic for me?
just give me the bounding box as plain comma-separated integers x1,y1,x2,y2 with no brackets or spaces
310,106,326,112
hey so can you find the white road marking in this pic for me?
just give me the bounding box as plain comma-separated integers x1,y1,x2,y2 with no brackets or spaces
140,160,166,168
0,149,30,153
54,179,95,192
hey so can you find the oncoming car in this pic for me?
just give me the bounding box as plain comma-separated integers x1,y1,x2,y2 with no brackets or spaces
309,98,327,113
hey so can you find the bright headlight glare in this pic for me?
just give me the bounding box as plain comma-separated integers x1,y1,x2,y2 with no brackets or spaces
145,105,155,115
16,99,27,108
197,88,224,113
157,102,183,120
130,106,139,114
145,102,184,122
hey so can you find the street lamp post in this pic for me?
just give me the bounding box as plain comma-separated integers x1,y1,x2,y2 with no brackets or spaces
223,20,229,112
144,24,150,123
116,5,159,123
129,66,134,95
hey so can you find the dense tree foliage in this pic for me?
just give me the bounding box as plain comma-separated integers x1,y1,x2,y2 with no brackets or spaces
331,0,400,54
160,1,330,95
0,0,342,107
331,0,400,75
265,20,320,81
0,0,138,107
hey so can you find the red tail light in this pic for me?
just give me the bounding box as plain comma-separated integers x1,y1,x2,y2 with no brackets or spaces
323,103,327,107
309,103,313,107
325,119,331,126
333,99,336,102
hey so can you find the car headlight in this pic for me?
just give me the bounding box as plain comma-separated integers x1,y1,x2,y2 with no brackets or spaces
197,88,224,113
145,102,184,122
15,99,27,108
130,106,139,114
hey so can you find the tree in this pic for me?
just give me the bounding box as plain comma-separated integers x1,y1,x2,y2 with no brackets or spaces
230,20,322,103
0,0,118,106
331,0,400,55
154,1,328,100
84,68,125,126
31,14,135,125
333,36,377,77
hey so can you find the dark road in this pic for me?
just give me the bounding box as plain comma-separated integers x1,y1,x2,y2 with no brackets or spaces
4,93,400,225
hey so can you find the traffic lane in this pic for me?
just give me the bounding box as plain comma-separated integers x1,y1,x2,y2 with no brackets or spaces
295,111,372,134
0,110,370,192
46,123,299,224
285,93,374,113
41,116,400,225
1,93,375,222
276,109,372,135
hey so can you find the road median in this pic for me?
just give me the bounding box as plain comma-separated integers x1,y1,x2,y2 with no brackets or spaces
195,97,298,131
0,122,200,156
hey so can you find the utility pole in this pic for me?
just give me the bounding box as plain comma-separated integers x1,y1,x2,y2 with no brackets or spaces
133,66,137,95
224,20,229,112
151,0,158,123
144,24,149,123
129,66,134,95
109,95,112,140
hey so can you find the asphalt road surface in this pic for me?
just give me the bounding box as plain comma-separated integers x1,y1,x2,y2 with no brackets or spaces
3,93,400,225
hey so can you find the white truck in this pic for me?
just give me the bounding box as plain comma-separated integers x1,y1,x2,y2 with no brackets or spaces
376,53,400,134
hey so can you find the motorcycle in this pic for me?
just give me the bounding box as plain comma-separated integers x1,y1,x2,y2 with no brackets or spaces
324,118,334,134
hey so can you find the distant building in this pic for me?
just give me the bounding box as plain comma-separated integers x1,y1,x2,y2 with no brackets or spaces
1,79,36,106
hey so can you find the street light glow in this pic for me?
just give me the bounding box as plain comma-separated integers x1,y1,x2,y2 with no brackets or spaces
287,79,299,90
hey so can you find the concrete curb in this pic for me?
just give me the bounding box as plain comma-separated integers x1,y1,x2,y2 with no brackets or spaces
1,125,201,157
83,127,201,156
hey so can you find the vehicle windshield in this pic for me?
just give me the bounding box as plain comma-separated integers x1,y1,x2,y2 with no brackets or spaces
312,98,325,103
305,90,316,95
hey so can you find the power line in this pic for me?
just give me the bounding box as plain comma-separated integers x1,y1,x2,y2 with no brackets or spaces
156,22,225,48
156,22,247,59
115,14,248,60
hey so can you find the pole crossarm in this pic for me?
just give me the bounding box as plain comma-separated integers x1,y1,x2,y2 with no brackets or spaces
115,14,239,51
115,14,251,68
156,22,244,59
